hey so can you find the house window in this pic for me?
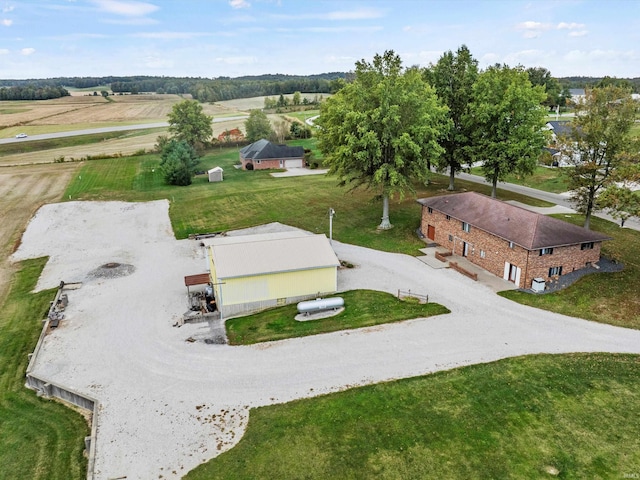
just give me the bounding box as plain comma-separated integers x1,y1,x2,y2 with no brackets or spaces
428,207,433,214
480,250,486,259
509,241,514,249
549,266,563,276
448,235,453,242
539,247,554,256
581,242,594,250
462,222,470,233
446,215,451,220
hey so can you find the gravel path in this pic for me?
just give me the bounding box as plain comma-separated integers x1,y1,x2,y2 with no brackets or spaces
11,201,640,480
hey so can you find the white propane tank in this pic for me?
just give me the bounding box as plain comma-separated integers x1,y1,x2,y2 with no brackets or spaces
297,297,344,314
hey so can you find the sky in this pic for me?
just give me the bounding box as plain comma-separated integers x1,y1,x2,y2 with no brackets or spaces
0,0,638,80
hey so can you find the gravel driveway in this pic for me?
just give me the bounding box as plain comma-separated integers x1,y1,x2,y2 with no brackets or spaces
12,201,640,480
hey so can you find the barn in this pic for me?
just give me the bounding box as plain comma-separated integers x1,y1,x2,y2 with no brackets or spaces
207,231,340,317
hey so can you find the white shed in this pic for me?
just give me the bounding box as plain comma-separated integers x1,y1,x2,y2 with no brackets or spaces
208,167,224,182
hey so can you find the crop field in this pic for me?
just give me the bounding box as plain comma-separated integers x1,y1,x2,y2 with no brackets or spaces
0,162,80,301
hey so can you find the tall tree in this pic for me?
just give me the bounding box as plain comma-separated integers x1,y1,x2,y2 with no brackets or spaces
526,67,562,108
317,50,447,229
560,85,638,229
167,100,212,150
245,110,274,142
468,65,547,198
159,139,200,186
426,45,478,190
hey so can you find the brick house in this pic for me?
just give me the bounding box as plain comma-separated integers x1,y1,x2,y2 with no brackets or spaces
239,139,305,170
417,192,611,289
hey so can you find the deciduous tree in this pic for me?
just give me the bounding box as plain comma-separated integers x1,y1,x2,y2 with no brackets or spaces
167,100,212,150
468,65,547,198
317,50,447,229
425,44,478,190
245,109,274,142
559,85,638,229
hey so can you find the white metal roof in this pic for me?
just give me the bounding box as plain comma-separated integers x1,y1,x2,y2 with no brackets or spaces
210,233,340,279
208,167,223,173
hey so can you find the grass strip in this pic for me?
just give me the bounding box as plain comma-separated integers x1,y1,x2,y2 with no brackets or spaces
226,290,450,345
186,353,640,480
0,258,88,480
470,165,569,193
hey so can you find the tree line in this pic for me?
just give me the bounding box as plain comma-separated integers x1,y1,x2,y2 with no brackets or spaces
317,47,639,230
0,85,70,100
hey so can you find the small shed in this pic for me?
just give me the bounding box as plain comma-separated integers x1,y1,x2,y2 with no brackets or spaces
208,167,224,182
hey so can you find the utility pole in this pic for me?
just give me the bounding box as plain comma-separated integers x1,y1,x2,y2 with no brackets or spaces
328,208,335,244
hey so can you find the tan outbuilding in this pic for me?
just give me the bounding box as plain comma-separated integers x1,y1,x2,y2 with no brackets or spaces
208,231,340,318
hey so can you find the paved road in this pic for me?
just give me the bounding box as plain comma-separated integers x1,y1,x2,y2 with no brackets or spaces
457,171,640,232
0,115,248,145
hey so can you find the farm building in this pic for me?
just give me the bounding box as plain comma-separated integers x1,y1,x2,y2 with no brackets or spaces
417,192,611,290
239,139,305,170
208,231,340,317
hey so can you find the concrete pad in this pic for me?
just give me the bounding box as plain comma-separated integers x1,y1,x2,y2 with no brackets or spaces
270,168,328,177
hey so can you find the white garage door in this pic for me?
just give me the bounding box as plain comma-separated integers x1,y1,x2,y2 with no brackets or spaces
285,159,304,168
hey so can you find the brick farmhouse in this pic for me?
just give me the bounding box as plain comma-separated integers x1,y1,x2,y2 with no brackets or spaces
417,192,611,289
239,139,305,170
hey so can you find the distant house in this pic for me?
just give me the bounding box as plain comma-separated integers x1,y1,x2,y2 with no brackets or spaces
217,128,244,142
417,192,611,289
569,88,586,103
207,231,340,317
239,139,305,170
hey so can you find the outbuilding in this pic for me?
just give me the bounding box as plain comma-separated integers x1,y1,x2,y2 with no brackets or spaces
207,167,223,182
208,231,340,317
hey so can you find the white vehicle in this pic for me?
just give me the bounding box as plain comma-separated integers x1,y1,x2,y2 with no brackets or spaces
15,133,28,138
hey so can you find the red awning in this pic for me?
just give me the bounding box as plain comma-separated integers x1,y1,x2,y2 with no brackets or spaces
184,273,210,287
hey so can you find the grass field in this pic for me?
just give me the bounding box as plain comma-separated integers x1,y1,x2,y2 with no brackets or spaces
62,142,553,254
186,353,640,479
226,290,450,345
0,258,88,480
470,165,569,193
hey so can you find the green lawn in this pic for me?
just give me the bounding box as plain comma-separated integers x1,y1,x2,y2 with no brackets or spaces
226,290,450,345
470,165,569,193
63,143,552,255
0,258,88,480
501,215,640,329
186,353,640,480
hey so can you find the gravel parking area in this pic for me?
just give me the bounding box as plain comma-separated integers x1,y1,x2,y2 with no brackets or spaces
12,201,640,480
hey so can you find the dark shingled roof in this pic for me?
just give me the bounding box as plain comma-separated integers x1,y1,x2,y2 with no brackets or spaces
417,192,611,250
240,139,304,160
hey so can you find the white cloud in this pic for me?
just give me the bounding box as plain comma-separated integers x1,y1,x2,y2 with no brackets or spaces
2,18,12,26
20,47,35,55
2,5,14,13
568,30,588,37
229,0,250,9
304,26,383,34
92,0,158,17
272,9,384,21
0,48,9,54
516,21,552,38
131,31,211,39
557,22,585,30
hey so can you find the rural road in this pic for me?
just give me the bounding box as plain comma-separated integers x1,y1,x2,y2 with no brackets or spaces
0,115,248,145
13,201,640,480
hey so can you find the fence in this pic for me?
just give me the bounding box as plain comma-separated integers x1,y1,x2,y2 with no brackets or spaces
397,289,429,304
